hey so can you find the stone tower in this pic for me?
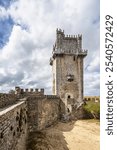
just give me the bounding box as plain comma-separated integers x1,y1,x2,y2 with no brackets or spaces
50,29,87,113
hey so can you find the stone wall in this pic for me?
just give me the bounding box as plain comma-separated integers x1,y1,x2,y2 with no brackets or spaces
84,96,100,102
56,28,82,53
0,99,27,150
27,95,65,132
15,87,44,96
0,94,18,108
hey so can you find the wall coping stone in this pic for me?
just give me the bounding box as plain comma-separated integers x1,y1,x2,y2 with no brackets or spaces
0,99,26,116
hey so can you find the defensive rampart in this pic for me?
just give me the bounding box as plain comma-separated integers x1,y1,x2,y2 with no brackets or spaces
0,94,18,108
0,99,27,150
27,95,65,132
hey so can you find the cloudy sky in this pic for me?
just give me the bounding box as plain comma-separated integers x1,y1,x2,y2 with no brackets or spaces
0,0,99,96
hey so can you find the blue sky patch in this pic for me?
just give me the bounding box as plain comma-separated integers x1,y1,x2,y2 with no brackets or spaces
0,0,17,9
0,0,11,9
0,16,14,48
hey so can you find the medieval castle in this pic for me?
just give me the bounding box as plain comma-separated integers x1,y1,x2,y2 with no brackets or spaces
0,29,93,150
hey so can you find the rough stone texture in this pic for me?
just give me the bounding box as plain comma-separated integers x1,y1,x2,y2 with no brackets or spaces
27,95,65,132
50,28,87,113
15,87,44,96
0,95,65,150
0,99,27,150
71,105,88,120
27,96,39,132
84,96,100,102
0,94,18,108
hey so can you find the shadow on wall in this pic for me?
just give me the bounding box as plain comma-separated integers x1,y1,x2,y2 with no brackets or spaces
27,96,66,132
26,121,76,150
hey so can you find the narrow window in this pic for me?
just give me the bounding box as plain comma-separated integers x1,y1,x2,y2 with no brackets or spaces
1,132,3,138
10,126,13,131
68,95,70,99
67,108,70,113
73,56,75,61
13,131,15,136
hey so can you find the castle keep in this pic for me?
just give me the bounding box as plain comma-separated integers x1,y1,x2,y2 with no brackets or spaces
0,29,87,150
50,29,87,113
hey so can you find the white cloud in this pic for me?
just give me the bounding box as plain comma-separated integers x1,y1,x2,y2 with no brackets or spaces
85,49,100,72
0,0,100,95
0,6,9,19
84,72,100,95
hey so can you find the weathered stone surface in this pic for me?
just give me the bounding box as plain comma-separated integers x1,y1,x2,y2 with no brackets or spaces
27,95,65,132
50,29,87,114
0,100,27,150
0,94,18,108
0,95,65,150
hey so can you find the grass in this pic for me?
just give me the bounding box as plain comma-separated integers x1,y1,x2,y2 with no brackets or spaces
83,101,100,119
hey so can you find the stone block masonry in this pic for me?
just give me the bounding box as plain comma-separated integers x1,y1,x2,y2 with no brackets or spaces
50,28,87,114
0,95,65,150
0,94,18,108
0,99,27,150
84,96,100,102
15,87,44,96
27,95,65,132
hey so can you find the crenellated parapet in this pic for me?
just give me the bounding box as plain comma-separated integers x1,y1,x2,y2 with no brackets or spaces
84,96,100,102
50,28,87,65
56,28,82,39
0,87,45,108
0,87,60,109
15,87,44,96
78,49,88,56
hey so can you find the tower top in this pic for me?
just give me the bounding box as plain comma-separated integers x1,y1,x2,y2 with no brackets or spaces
56,28,82,39
56,28,64,34
52,28,87,59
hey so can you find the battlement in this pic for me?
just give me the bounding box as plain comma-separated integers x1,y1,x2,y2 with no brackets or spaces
15,87,44,95
56,28,82,39
84,96,100,102
0,89,59,109
51,28,87,60
78,49,88,56
56,28,64,34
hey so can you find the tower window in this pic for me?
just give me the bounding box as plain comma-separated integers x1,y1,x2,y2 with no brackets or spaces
66,74,74,82
73,56,75,61
1,132,3,138
68,95,71,99
67,108,70,113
